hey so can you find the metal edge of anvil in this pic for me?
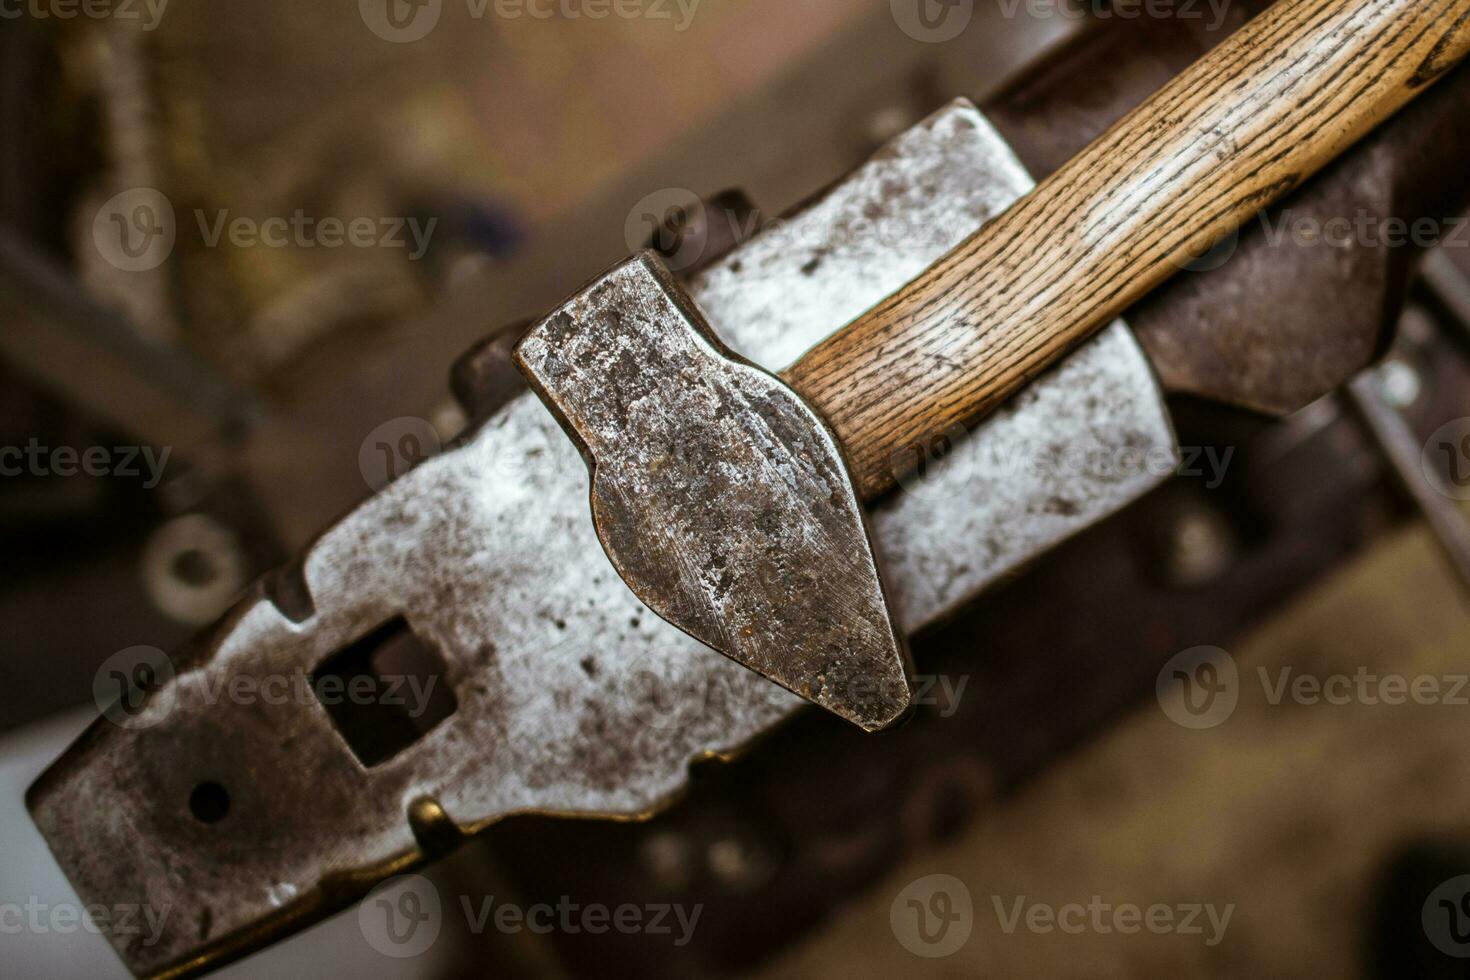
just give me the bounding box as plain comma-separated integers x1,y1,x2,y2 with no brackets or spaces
26,98,1177,977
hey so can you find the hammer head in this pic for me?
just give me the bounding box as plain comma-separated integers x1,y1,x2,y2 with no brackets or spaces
514,253,913,731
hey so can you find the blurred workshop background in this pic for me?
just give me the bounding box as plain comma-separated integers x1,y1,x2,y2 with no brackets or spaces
5,1,1470,978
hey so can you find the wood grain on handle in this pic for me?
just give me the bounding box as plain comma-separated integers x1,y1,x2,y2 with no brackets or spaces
782,0,1470,502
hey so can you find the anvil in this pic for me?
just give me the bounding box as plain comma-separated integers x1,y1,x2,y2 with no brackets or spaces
24,1,1470,975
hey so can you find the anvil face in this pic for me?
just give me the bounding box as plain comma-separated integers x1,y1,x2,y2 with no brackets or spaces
516,254,914,731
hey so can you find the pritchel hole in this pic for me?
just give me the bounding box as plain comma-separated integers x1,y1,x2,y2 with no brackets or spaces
311,616,458,768
189,782,230,824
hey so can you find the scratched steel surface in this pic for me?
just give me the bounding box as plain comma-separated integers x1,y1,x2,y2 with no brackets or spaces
517,255,913,730
28,100,1176,977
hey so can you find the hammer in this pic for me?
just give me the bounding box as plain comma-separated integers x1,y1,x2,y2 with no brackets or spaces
517,0,1470,730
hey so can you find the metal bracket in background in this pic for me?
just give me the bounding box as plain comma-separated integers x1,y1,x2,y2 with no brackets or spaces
28,99,1177,978
0,228,261,452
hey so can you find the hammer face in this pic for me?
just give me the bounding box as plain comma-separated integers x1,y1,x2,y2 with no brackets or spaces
515,253,913,730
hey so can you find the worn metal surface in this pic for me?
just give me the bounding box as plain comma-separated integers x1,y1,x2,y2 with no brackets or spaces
516,255,912,730
27,101,1176,978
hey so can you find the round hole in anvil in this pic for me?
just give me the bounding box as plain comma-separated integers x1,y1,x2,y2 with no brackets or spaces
189,782,231,824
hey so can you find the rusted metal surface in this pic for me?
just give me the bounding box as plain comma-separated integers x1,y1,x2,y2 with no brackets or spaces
27,101,1175,978
516,255,913,731
983,0,1470,416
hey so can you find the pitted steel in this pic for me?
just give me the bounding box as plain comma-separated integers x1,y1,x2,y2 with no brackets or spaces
516,254,912,730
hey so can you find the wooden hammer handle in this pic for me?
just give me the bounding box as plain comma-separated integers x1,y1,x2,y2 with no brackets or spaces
782,0,1470,501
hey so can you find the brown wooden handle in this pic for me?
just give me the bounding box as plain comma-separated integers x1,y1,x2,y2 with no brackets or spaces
782,0,1470,501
